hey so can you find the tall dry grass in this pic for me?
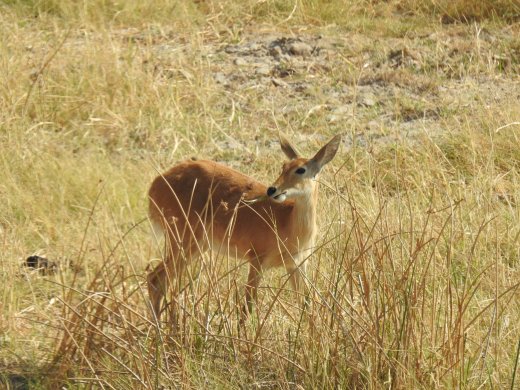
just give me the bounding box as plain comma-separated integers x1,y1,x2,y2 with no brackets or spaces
1,0,519,388
25,126,520,388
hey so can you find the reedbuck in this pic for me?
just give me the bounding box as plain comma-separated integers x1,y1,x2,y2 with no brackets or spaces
147,134,341,319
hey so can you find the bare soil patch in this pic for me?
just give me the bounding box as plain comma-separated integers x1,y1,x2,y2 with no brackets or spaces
141,25,520,152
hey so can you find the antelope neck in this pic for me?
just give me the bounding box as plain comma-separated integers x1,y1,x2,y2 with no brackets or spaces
289,182,318,248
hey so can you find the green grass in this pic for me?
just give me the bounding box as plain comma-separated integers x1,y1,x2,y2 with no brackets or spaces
1,0,520,388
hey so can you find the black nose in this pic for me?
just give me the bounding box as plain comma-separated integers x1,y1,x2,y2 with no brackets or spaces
267,187,277,197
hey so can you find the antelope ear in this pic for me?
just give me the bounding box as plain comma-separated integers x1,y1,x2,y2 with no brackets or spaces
279,133,299,160
307,134,341,176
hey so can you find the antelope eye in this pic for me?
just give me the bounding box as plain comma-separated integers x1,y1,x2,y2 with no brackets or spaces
295,167,306,175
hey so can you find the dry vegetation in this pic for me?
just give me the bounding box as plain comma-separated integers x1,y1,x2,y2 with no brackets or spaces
1,0,520,388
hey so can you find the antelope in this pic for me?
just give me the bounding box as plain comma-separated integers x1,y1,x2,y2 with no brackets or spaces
147,134,341,319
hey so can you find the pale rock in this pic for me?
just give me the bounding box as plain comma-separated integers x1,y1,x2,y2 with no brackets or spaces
288,42,313,56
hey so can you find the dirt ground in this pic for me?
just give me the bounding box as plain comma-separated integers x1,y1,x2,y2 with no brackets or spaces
133,23,520,153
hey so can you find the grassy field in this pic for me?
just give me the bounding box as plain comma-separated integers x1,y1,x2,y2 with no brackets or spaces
1,0,520,388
